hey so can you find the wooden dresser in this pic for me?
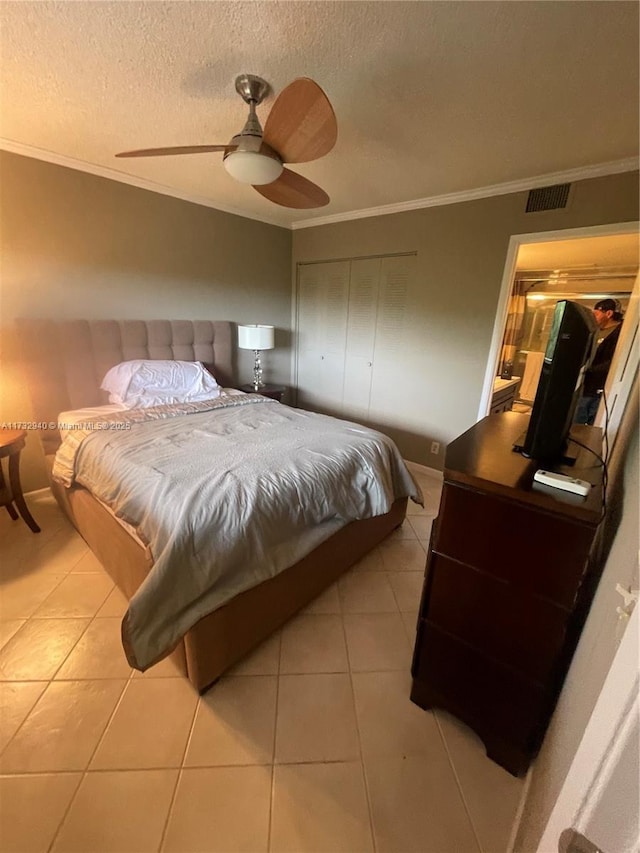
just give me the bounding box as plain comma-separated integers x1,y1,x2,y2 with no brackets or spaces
410,413,604,776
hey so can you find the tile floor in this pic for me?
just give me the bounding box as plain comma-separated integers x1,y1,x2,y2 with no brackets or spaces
0,472,523,853
511,403,532,415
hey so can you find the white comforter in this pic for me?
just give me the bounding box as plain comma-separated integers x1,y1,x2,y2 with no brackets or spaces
53,394,422,669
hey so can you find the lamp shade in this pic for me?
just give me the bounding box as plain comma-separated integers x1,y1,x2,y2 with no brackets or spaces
238,325,275,351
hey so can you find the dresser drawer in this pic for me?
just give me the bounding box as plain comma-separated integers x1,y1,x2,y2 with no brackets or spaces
424,554,568,683
435,484,593,607
413,623,550,751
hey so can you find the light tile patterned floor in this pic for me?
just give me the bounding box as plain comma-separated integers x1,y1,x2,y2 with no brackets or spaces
0,475,523,853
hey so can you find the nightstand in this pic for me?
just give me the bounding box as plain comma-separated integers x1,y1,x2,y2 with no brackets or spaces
238,384,286,403
0,429,41,532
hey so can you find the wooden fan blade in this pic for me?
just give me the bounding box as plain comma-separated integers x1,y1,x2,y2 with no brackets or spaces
263,78,337,164
253,167,329,209
115,145,234,158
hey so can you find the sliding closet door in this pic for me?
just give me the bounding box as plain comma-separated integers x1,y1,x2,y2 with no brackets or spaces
342,258,381,423
296,253,416,427
296,261,349,414
368,255,415,425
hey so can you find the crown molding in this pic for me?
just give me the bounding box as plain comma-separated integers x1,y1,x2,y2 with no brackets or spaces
2,139,637,233
0,137,285,229
290,157,640,230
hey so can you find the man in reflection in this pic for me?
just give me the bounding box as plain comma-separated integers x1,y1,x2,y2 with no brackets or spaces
574,298,623,425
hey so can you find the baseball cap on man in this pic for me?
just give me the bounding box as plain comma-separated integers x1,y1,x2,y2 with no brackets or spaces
593,298,618,313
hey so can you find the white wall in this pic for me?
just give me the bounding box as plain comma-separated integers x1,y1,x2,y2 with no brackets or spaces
514,379,639,851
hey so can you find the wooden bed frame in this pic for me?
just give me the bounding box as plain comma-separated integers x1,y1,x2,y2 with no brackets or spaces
19,318,408,692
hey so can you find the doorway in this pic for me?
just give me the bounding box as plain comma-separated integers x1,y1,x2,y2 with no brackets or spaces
480,223,639,425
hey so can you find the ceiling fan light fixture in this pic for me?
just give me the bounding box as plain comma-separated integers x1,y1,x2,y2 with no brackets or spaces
223,150,283,185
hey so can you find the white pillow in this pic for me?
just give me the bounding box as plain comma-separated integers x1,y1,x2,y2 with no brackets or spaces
101,360,220,409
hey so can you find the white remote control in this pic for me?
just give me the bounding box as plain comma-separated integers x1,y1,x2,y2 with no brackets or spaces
533,470,591,496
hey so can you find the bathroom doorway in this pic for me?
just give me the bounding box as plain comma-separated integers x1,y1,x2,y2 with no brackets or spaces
480,223,639,427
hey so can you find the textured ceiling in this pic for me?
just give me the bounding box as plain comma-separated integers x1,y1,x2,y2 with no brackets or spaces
1,1,638,228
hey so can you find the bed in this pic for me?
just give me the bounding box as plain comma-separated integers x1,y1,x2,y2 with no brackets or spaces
18,318,418,692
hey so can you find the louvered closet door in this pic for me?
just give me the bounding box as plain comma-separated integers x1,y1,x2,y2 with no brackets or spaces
367,255,415,426
342,258,381,423
296,261,349,415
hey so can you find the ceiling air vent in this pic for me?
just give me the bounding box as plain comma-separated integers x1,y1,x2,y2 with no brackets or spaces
525,183,571,213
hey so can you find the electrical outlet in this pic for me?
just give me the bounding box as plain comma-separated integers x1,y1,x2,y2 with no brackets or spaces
431,441,440,455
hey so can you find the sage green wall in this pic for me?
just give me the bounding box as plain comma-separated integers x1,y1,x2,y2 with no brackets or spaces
2,152,637,489
292,171,639,467
0,151,291,489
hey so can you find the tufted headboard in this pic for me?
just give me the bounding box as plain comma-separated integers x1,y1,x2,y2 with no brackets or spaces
16,319,234,454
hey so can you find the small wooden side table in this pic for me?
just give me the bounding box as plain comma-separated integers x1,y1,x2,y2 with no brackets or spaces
237,384,286,403
0,429,40,533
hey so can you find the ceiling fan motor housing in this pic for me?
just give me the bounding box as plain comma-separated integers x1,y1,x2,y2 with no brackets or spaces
235,74,271,106
223,75,283,185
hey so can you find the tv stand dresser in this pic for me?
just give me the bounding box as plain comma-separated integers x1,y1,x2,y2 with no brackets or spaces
410,412,604,776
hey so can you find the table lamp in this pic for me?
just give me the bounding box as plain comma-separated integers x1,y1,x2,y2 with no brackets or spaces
238,324,275,390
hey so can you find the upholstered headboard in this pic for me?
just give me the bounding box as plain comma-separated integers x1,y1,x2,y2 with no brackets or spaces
16,319,234,454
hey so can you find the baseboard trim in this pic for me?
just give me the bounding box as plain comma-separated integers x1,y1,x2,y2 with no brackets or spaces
24,486,51,497
404,460,444,481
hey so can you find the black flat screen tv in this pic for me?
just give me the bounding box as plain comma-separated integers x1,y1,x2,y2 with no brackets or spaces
515,299,598,464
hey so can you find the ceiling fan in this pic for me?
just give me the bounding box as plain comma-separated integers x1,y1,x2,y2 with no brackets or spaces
115,74,337,209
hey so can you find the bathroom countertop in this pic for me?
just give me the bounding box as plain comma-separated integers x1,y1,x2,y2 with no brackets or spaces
493,376,521,393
